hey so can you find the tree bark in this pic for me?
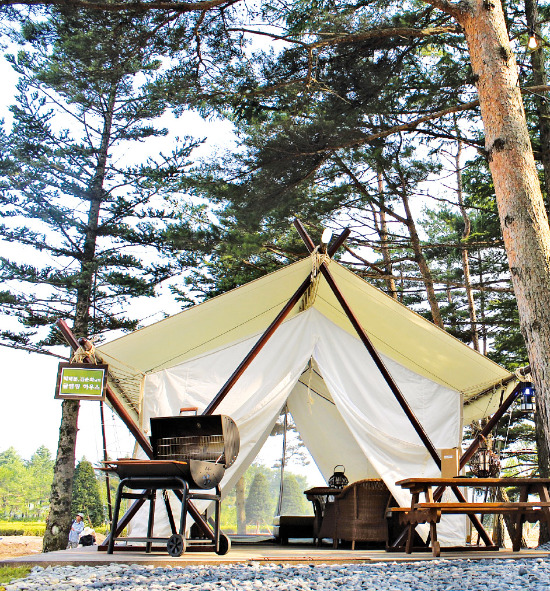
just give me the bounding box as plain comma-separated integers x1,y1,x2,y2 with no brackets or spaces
424,0,550,498
43,85,118,553
456,138,480,350
42,399,80,552
236,476,246,535
535,409,550,543
399,177,444,328
525,0,550,204
525,0,550,543
477,251,488,355
377,170,398,299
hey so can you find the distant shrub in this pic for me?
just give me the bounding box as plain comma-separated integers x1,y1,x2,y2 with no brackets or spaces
0,522,45,536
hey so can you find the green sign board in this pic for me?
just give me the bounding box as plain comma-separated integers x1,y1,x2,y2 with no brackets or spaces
55,363,108,401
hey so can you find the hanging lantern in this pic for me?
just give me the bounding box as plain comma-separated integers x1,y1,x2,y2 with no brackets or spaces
528,28,539,50
520,383,536,413
469,438,500,478
328,465,349,489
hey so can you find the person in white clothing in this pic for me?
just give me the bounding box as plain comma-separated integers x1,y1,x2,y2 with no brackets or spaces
67,513,85,549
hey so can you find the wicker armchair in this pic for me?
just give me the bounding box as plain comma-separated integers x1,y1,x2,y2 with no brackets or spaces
317,479,391,549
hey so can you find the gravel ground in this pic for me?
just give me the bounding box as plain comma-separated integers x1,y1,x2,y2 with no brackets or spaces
4,559,550,591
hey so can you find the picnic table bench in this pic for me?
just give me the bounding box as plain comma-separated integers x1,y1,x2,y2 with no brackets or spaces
393,477,550,556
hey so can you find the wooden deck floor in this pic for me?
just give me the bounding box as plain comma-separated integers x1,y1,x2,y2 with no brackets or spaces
2,539,549,567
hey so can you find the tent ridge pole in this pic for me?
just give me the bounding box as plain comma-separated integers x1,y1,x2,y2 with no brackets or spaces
203,274,313,416
431,382,523,504
292,219,440,468
56,319,153,457
319,265,441,468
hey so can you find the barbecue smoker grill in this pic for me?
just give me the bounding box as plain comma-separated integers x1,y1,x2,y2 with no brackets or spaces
106,414,239,557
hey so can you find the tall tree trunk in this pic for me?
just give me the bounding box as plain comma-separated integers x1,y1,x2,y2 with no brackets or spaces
377,170,398,299
535,410,550,543
525,0,550,543
478,251,488,355
236,476,247,535
41,399,80,553
43,85,118,553
426,0,550,489
456,139,480,351
400,180,444,328
525,0,550,203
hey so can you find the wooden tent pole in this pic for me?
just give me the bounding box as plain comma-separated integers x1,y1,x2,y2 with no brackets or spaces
411,386,524,549
56,319,215,545
320,264,441,467
459,383,522,470
430,382,523,504
293,221,498,546
56,319,153,457
202,274,313,416
328,228,351,257
293,220,441,467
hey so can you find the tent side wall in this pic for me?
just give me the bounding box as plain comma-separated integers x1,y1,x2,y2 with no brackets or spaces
129,309,466,545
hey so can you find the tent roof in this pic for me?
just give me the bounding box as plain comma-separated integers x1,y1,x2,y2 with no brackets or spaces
97,257,514,421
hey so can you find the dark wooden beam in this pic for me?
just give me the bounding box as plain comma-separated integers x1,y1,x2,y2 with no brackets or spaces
293,219,441,468
56,319,153,456
204,221,350,417
295,219,497,547
320,264,441,468
294,219,316,251
459,383,522,470
429,383,522,508
328,228,351,257
202,273,312,416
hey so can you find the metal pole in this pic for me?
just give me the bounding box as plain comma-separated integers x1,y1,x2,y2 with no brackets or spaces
276,405,288,516
99,401,113,523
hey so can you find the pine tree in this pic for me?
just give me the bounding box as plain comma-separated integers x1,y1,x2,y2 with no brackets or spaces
0,447,26,519
280,474,309,516
71,459,104,527
245,472,273,531
26,446,54,520
0,9,206,551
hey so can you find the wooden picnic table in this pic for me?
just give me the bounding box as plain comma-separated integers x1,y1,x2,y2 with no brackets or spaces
394,477,550,557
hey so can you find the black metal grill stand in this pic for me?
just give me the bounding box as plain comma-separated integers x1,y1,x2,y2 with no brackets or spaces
107,475,223,556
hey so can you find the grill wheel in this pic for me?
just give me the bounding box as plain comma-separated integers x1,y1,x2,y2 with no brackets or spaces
167,533,185,557
216,533,231,555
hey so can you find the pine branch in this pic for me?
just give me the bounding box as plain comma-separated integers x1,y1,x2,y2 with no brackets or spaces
282,85,550,156
0,342,69,359
422,0,471,19
310,25,461,49
0,0,240,12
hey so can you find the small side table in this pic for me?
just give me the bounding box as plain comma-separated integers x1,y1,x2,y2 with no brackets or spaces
304,486,343,546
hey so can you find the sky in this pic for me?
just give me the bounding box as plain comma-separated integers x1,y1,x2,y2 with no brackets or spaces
0,45,324,487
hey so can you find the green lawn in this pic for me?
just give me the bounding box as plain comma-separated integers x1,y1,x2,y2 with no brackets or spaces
0,566,32,590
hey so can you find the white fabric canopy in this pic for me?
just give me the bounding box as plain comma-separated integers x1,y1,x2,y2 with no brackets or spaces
131,308,465,544
97,257,518,546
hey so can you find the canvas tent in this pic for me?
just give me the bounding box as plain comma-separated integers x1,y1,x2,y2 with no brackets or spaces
96,256,519,545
